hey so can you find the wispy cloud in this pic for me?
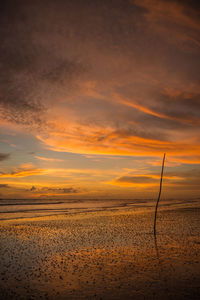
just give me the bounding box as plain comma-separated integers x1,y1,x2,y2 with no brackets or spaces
115,93,200,126
0,164,44,178
35,155,64,162
36,123,200,165
133,0,200,51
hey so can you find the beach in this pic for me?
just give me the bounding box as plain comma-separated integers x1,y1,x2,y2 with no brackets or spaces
1,0,200,299
0,199,199,299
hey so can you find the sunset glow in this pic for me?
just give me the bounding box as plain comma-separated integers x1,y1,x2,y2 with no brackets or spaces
0,0,199,200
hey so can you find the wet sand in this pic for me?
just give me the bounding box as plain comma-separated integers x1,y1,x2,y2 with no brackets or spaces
0,204,199,299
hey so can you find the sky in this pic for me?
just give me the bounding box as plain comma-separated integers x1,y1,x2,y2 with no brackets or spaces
0,0,200,200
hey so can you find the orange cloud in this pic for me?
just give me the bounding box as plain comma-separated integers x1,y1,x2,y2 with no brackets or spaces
0,169,44,178
36,119,200,165
35,155,64,162
114,94,200,126
133,0,200,50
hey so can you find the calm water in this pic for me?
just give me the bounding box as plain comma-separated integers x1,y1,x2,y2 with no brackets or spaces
0,198,199,220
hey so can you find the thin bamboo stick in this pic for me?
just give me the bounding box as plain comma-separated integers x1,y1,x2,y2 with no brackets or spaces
154,153,166,236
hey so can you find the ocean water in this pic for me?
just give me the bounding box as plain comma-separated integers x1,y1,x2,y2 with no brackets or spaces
0,198,199,220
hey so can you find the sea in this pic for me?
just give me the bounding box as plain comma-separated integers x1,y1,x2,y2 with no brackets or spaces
0,198,199,221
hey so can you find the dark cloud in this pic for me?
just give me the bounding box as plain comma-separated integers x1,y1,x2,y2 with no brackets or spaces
167,169,200,185
110,87,200,142
0,184,9,188
133,0,200,54
0,0,86,128
115,168,200,189
46,187,78,194
28,185,78,194
153,91,200,125
116,175,157,184
30,186,36,191
0,153,10,161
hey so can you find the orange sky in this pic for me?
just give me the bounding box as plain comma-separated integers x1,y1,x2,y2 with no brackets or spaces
0,0,200,199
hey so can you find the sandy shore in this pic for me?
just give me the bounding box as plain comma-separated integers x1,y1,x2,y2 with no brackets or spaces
0,205,199,299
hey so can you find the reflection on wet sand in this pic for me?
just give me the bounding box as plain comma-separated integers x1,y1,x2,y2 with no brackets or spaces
0,204,199,299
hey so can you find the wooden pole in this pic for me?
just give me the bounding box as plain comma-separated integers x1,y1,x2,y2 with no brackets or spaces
154,153,166,236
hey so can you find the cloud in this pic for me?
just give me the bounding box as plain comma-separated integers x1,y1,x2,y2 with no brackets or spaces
167,169,200,186
36,121,200,165
154,90,200,126
133,0,200,51
116,175,158,184
110,173,168,187
30,186,36,191
44,187,78,194
0,184,9,188
115,91,200,127
0,0,200,166
0,153,10,161
110,168,200,190
0,168,44,178
25,185,79,196
0,0,86,129
35,155,64,162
